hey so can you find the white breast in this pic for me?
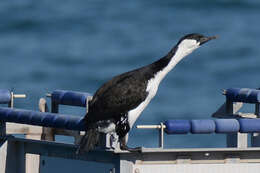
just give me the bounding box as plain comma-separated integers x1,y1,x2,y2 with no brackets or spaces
127,69,170,128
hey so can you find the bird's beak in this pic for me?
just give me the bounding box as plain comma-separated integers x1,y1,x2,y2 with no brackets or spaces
199,35,218,45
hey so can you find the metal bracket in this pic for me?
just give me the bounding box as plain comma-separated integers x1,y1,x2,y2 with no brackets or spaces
136,122,165,148
9,92,26,108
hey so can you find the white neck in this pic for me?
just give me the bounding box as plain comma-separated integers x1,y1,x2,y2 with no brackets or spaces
163,40,199,78
127,39,199,129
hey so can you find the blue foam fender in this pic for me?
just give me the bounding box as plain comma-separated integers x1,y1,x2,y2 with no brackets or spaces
0,107,86,131
51,90,92,107
30,112,45,126
191,120,215,134
0,89,11,104
226,88,260,103
239,119,260,133
164,120,191,134
214,119,240,133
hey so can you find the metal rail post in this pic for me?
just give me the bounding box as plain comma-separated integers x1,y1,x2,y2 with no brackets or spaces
251,103,260,147
226,99,248,148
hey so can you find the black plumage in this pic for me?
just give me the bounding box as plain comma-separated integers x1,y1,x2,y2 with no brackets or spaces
86,48,175,124
78,33,216,153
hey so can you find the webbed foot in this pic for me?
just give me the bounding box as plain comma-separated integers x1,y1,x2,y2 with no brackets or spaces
120,143,142,153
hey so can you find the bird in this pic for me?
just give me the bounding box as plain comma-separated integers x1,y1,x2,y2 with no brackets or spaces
78,33,216,153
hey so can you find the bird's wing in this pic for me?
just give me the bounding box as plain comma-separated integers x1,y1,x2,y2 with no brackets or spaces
86,69,149,122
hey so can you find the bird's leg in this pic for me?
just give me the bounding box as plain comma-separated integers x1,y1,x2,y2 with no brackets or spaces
116,116,142,152
120,136,142,152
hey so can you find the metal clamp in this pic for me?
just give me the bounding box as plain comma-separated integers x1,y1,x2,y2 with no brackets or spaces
9,92,26,108
136,122,165,148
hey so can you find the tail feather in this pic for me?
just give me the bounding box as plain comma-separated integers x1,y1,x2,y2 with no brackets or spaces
77,128,99,154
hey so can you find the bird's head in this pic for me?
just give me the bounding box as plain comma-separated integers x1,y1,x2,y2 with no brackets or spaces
176,33,217,56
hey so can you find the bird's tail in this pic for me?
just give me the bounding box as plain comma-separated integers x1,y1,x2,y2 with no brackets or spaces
77,128,100,154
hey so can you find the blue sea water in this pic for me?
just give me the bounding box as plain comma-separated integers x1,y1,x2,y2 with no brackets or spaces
0,0,260,172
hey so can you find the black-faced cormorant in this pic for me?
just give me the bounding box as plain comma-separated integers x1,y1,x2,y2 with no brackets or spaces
79,33,216,152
